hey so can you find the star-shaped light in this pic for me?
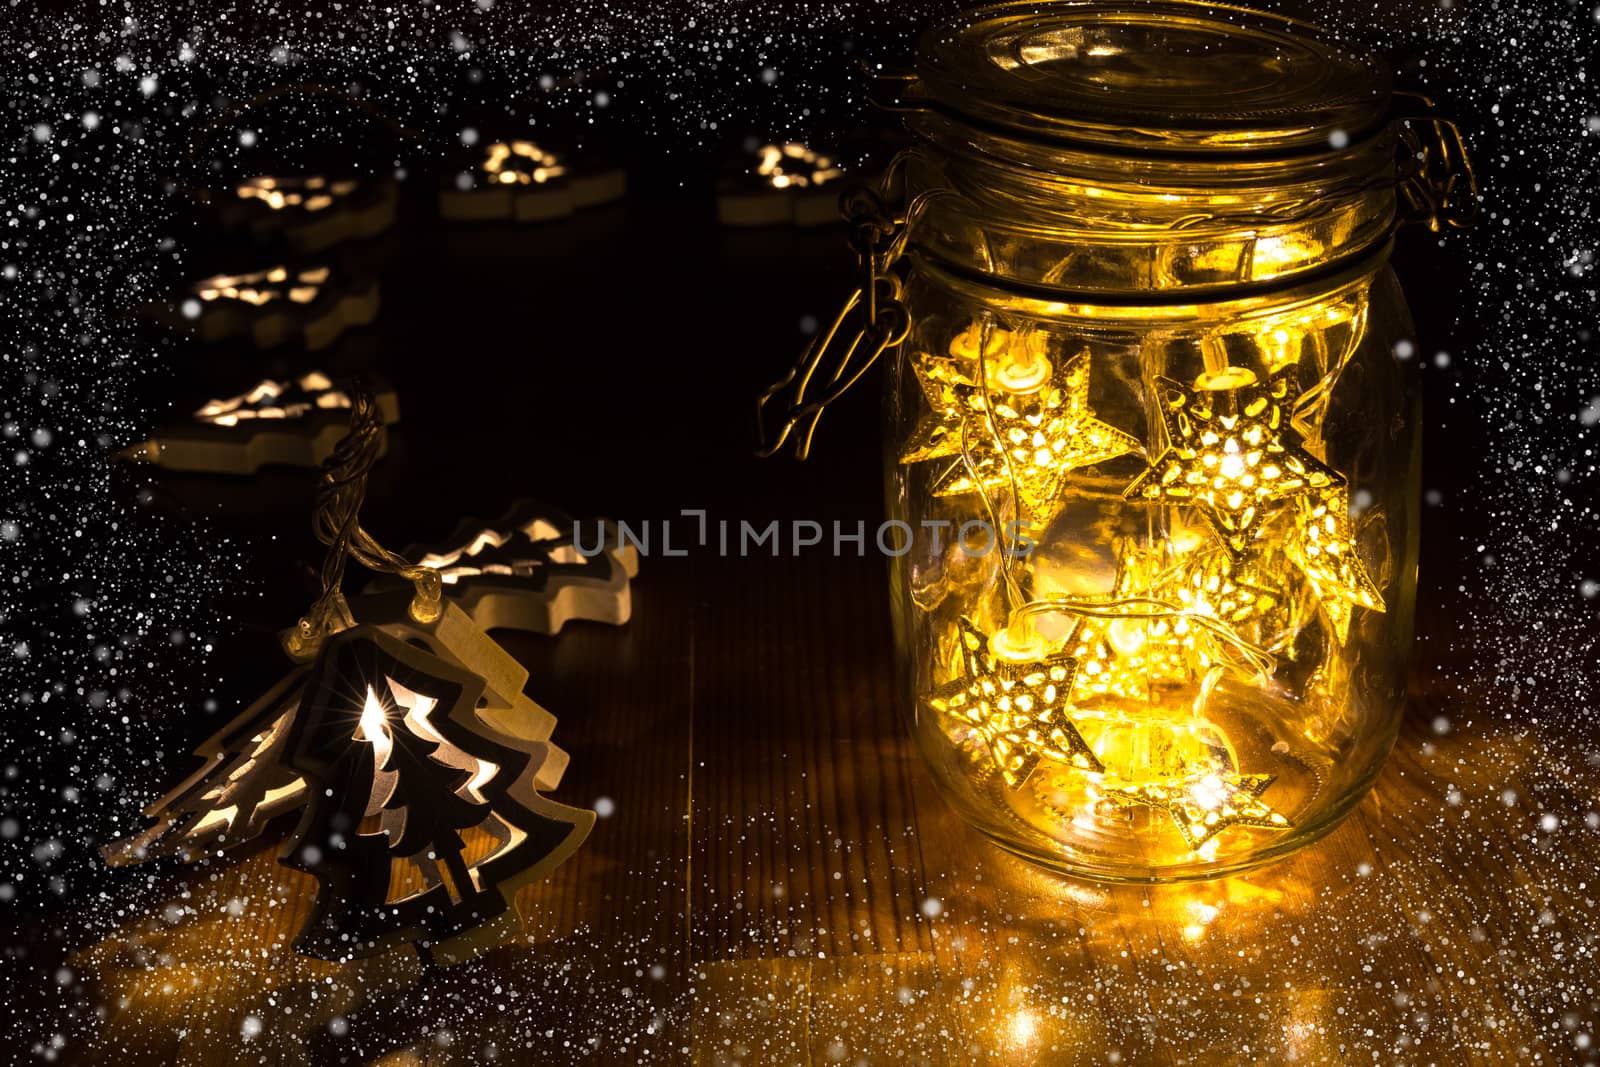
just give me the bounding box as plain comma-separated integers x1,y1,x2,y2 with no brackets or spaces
1067,540,1201,705
1165,544,1282,629
1104,770,1291,850
926,617,1102,788
1122,366,1341,554
1065,536,1287,707
900,348,1140,522
1285,485,1386,643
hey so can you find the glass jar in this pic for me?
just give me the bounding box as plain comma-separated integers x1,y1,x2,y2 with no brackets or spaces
759,1,1475,882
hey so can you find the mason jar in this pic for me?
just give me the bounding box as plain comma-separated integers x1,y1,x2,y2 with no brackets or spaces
759,0,1476,882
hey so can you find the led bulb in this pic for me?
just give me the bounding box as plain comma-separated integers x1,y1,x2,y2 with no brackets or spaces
1193,366,1258,391
948,323,1011,363
992,343,1052,393
1106,618,1148,658
990,615,1048,662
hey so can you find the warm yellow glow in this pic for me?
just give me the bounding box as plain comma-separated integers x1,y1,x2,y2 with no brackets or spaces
927,617,1102,788
911,335,1341,853
902,344,1140,521
355,686,394,766
1285,485,1385,643
1066,541,1206,705
1182,899,1222,942
1123,365,1341,554
948,322,1012,366
481,140,567,185
1078,708,1227,783
1104,769,1290,849
1248,231,1323,275
756,142,843,190
194,371,348,427
413,517,560,585
990,615,1048,662
192,266,327,306
389,678,500,805
1006,1010,1038,1047
190,804,239,837
237,175,359,211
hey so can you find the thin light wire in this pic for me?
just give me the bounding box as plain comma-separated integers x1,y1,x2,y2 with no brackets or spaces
287,387,441,659
963,319,1027,614
1016,595,1278,682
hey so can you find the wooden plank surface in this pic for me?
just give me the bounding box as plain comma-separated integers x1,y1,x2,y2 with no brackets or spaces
30,537,1598,1064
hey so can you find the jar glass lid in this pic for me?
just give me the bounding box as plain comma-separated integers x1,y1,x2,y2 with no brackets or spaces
915,0,1392,156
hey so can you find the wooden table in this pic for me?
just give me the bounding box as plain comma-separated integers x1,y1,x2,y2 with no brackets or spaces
17,186,1598,1066
42,534,1599,1065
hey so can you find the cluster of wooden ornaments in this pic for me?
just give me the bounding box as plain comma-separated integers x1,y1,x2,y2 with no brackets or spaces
107,502,637,963
128,167,403,475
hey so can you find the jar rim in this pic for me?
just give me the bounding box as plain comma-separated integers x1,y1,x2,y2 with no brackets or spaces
915,0,1393,159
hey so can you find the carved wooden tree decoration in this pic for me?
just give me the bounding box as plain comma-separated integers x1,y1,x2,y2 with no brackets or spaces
281,623,593,962
717,140,849,227
102,673,309,866
116,373,400,475
380,500,639,633
103,592,579,871
221,175,399,254
148,262,379,350
439,140,627,222
106,394,598,962
103,594,593,962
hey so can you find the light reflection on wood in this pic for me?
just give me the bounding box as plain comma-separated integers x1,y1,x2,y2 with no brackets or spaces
54,558,1592,1065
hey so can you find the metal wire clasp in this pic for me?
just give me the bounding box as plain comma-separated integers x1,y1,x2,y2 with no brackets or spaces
755,181,914,459
1393,91,1481,232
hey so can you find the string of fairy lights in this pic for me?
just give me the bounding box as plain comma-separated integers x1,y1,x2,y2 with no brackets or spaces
903,310,1388,850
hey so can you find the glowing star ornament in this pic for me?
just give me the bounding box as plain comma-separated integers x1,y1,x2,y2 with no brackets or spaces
901,348,1140,522
1104,769,1291,850
1164,544,1282,629
114,373,400,475
926,617,1102,787
1063,537,1281,707
1066,542,1198,706
439,140,627,222
373,500,641,635
1123,365,1341,554
1286,485,1386,643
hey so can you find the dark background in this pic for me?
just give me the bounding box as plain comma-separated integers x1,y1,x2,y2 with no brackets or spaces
2,0,1596,1007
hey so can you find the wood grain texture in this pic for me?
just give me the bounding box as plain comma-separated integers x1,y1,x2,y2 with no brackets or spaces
35,540,1599,1065
686,548,931,965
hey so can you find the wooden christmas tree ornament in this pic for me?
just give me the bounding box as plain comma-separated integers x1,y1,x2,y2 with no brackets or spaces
220,175,400,254
115,372,400,475
717,140,849,227
151,262,379,350
439,140,627,222
373,500,639,634
283,616,591,962
101,590,577,869
105,392,594,963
